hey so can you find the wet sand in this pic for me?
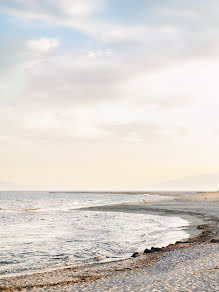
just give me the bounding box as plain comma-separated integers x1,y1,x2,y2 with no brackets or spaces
0,192,219,291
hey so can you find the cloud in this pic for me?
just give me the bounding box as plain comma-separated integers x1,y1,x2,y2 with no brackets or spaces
27,38,59,52
1,28,218,148
0,0,104,36
159,8,199,20
87,49,112,59
0,1,219,144
1,43,213,146
2,0,219,55
53,0,102,17
0,37,59,101
0,0,185,45
98,25,183,44
100,121,178,142
0,0,103,18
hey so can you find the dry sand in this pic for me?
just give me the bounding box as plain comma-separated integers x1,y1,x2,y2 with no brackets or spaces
39,243,219,292
180,192,219,202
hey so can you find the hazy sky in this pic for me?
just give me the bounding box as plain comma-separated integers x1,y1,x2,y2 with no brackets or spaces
1,0,219,190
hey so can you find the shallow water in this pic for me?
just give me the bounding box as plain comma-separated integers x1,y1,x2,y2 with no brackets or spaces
0,192,189,278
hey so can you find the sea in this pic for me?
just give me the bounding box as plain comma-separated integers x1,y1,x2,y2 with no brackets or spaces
0,191,189,278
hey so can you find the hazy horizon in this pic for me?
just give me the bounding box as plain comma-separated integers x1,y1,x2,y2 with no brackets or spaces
1,1,219,190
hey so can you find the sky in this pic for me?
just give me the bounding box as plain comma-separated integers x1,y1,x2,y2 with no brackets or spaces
1,0,219,191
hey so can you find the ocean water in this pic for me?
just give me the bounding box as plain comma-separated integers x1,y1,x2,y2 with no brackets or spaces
0,192,189,278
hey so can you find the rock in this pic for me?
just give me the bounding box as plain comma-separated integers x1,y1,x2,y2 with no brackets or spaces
210,239,219,243
131,252,139,258
151,247,160,252
175,241,182,244
144,247,163,254
143,248,151,254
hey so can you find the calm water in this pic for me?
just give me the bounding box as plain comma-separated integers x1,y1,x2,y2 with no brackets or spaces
0,192,189,278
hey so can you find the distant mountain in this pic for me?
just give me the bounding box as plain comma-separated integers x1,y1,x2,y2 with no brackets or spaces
153,173,219,191
0,181,27,190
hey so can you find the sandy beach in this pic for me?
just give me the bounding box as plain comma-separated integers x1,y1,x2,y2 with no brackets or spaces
0,192,219,291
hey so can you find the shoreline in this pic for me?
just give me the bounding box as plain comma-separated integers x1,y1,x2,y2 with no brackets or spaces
0,192,218,291
80,203,206,242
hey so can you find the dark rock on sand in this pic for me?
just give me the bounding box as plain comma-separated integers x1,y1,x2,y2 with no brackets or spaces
151,247,160,252
211,239,219,243
131,252,139,258
144,247,161,253
143,248,151,254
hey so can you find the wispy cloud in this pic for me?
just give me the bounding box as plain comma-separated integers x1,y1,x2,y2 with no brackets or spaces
0,0,184,45
27,38,59,52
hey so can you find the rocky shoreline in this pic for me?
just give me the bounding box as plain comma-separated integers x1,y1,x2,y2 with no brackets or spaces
131,223,219,259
